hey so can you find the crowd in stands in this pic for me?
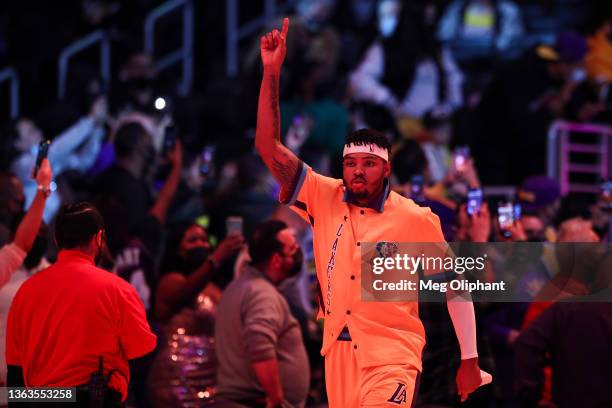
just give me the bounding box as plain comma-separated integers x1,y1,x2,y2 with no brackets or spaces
0,0,611,407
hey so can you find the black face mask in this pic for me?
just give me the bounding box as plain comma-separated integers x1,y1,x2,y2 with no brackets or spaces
184,246,211,272
286,247,304,278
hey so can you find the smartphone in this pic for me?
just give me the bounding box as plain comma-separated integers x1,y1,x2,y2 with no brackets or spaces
497,202,514,237
410,174,425,202
200,146,215,176
453,146,470,171
467,188,483,216
34,140,51,178
163,125,178,155
514,203,522,221
226,216,243,236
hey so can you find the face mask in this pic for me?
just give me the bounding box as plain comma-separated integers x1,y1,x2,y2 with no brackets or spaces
378,15,398,38
184,246,211,271
286,247,304,278
377,0,400,38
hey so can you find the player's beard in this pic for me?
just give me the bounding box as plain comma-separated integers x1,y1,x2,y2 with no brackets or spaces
343,176,385,201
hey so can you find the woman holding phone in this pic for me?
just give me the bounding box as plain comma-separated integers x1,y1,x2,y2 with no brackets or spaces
150,221,243,407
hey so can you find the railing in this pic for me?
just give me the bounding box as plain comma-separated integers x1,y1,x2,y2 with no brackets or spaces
144,0,194,96
226,0,295,77
0,68,19,119
547,121,612,195
483,186,516,199
58,30,110,99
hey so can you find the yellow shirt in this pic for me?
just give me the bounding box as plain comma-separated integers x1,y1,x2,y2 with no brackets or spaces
280,163,446,370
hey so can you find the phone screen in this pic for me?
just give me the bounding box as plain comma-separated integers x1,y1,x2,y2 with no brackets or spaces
498,202,514,233
226,216,243,235
467,189,483,215
514,203,522,221
200,146,215,176
34,140,51,177
410,175,424,202
453,146,470,171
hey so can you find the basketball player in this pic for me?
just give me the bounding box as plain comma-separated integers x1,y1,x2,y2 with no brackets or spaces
255,18,484,407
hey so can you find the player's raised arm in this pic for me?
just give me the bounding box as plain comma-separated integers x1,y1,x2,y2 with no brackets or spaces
255,17,301,192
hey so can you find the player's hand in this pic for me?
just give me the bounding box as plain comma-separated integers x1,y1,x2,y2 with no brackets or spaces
36,158,52,188
456,357,482,402
260,18,289,73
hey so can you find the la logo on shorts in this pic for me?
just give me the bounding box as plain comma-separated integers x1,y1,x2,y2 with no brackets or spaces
387,382,407,405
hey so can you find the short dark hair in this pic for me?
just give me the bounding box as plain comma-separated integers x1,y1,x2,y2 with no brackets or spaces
55,202,104,249
345,128,392,155
248,220,287,267
114,122,148,158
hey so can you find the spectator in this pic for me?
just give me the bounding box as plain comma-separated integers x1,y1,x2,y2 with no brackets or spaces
9,96,106,222
208,154,280,239
154,222,243,323
0,159,51,288
214,220,309,408
470,32,588,184
523,217,601,329
585,16,612,82
95,122,182,253
437,0,525,62
94,193,160,408
515,251,612,408
517,176,562,242
0,172,25,242
94,194,156,313
6,202,157,405
276,2,348,159
0,224,49,392
330,0,379,75
350,0,463,119
391,139,459,240
148,222,243,407
565,15,612,123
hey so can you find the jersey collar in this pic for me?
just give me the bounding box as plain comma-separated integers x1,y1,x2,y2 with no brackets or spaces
343,178,391,213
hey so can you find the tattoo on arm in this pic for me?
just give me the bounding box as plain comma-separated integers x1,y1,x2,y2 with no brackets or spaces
271,148,299,191
261,73,300,191
270,75,280,143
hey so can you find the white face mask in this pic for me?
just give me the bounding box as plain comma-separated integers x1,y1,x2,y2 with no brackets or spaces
377,0,400,38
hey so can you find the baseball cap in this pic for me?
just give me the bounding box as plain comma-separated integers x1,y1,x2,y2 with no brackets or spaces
517,176,561,213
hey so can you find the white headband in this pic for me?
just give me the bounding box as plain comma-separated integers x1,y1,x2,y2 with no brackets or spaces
343,143,389,162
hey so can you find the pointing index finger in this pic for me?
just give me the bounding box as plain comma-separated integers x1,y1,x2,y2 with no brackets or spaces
281,17,289,37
